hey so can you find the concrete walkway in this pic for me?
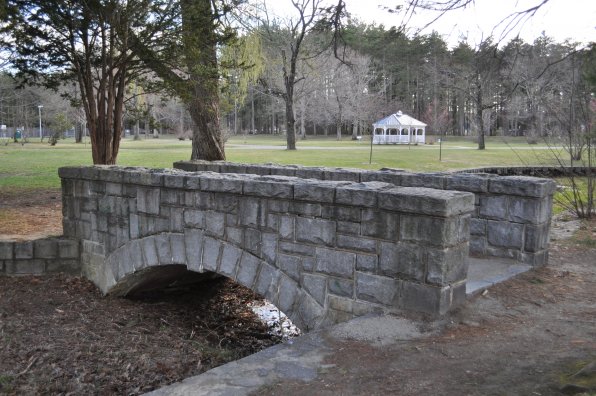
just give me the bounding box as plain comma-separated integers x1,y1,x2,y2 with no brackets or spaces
146,257,531,396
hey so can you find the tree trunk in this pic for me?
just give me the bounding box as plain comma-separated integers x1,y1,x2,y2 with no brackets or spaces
182,0,225,161
476,80,485,150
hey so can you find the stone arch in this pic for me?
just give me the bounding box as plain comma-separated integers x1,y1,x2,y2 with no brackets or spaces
101,232,325,331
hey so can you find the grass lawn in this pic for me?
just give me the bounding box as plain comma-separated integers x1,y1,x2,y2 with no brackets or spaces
0,134,562,191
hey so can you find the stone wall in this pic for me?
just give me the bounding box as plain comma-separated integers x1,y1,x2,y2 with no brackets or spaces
59,165,475,329
175,161,556,266
0,237,80,275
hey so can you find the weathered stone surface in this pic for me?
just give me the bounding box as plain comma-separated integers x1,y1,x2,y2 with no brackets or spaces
7,259,45,275
236,254,260,288
337,234,377,253
470,218,487,236
169,234,186,265
261,232,278,263
426,244,469,285
356,272,400,306
254,262,280,302
277,275,299,314
356,254,377,272
279,242,315,257
478,195,509,219
14,241,33,259
379,187,474,217
34,239,58,258
488,176,556,197
361,209,398,240
199,174,244,193
202,237,221,271
445,173,490,193
279,216,294,240
335,183,387,207
400,215,467,248
487,220,524,249
219,243,242,277
293,181,336,203
184,229,204,271
524,223,550,253
328,277,353,298
296,218,335,246
243,180,293,199
0,242,13,260
315,247,354,278
205,211,225,237
508,197,550,224
276,254,302,281
379,242,425,282
301,273,327,306
137,187,160,215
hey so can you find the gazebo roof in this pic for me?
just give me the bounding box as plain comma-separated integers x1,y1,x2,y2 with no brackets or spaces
373,111,427,127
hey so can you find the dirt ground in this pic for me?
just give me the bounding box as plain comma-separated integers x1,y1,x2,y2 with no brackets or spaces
256,228,596,396
1,189,595,395
0,189,280,394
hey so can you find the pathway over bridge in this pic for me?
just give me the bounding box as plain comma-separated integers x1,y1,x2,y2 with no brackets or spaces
59,166,477,330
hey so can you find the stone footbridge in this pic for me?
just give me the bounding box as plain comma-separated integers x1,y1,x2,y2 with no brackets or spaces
1,164,555,331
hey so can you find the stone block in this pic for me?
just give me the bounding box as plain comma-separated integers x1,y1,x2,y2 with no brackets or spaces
328,295,353,313
524,223,550,253
58,166,81,179
279,216,294,240
46,259,80,275
379,242,425,282
205,211,225,237
379,187,475,217
127,239,144,271
200,174,244,194
509,197,550,224
184,209,205,228
236,254,261,288
195,192,217,210
226,227,243,246
160,189,180,205
105,182,122,196
469,236,486,256
294,292,325,331
400,215,467,248
243,180,293,199
335,183,382,208
488,176,556,197
238,198,264,228
445,173,489,193
399,173,446,189
276,254,302,281
361,209,398,240
355,272,400,306
7,259,45,275
202,237,222,271
215,195,239,214
268,200,290,213
219,243,242,278
185,229,204,272
254,262,281,302
426,244,469,286
264,213,279,232
328,277,353,297
141,236,159,267
0,242,13,260
336,234,377,253
294,181,336,203
137,187,160,215
279,242,315,256
155,233,172,265
296,217,335,246
163,174,184,189
33,239,57,259
259,232,276,264
295,167,325,180
129,213,140,239
478,195,509,220
15,241,33,259
337,221,360,235
169,208,184,232
321,205,361,222
487,220,524,249
288,202,321,217
470,218,487,236
301,273,327,306
315,247,354,278
521,250,548,267
277,275,299,315
400,281,445,314
169,234,186,265
243,228,262,256
356,254,377,272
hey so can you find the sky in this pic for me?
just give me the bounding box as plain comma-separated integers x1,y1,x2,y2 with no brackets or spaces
265,0,596,48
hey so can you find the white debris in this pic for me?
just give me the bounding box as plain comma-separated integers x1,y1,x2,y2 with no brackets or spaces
249,300,301,340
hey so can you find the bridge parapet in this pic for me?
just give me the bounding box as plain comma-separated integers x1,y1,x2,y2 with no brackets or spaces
175,161,556,266
59,166,474,329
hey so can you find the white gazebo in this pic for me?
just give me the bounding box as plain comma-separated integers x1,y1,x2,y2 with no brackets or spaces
372,111,427,144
